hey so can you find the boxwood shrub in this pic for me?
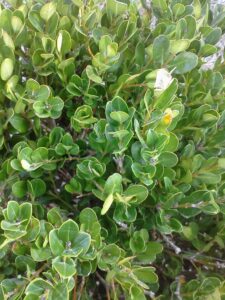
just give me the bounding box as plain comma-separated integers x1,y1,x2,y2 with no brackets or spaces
0,0,225,299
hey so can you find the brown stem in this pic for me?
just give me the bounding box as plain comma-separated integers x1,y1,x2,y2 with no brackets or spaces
165,249,225,269
58,169,72,180
73,275,77,300
30,263,48,281
111,280,116,299
78,277,85,300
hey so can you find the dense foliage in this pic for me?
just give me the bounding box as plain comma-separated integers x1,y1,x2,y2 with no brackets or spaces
0,0,225,299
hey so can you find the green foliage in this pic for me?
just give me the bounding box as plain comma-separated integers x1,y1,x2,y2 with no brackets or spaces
0,0,225,299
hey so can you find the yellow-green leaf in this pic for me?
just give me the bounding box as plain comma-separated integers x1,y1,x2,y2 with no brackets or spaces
0,58,14,81
40,2,56,21
101,194,114,215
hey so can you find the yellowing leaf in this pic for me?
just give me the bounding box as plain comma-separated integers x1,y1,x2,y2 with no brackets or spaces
193,0,201,19
0,58,14,81
2,30,15,49
40,2,56,21
170,39,190,54
101,194,114,215
11,16,23,33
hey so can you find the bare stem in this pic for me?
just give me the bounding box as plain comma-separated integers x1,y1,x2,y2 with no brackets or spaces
96,272,111,300
73,275,77,300
78,277,85,300
161,234,181,254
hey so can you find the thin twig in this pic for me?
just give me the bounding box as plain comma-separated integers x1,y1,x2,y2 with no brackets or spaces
166,249,225,270
96,272,110,300
75,192,92,199
49,191,74,210
30,263,48,281
58,169,72,180
78,277,85,300
174,276,183,300
161,234,181,254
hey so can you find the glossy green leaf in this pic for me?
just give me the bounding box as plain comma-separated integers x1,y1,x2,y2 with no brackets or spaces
154,79,178,109
9,115,29,133
158,151,178,167
106,0,128,16
133,267,158,284
86,65,103,84
170,39,190,54
153,35,170,66
124,185,148,204
58,220,79,243
170,52,198,74
100,244,121,264
52,257,76,277
26,278,52,296
57,30,71,56
12,181,27,198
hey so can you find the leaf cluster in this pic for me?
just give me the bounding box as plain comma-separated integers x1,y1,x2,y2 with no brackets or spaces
0,0,225,299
